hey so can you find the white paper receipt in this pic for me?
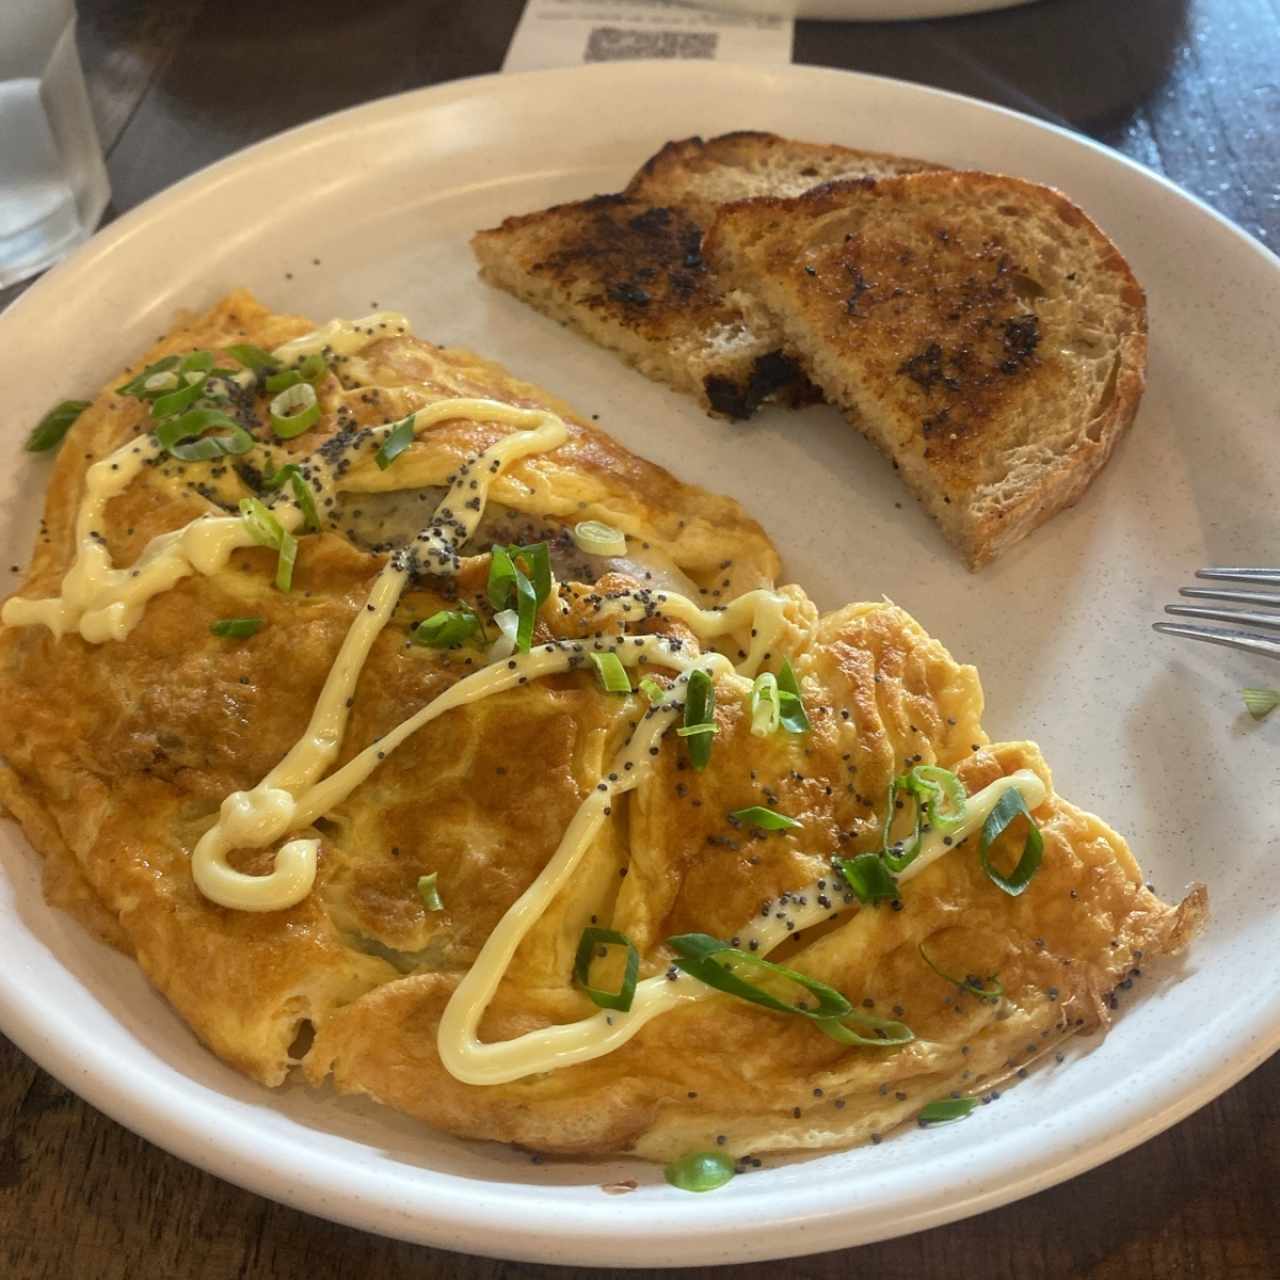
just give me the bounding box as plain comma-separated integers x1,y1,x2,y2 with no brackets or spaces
503,0,794,73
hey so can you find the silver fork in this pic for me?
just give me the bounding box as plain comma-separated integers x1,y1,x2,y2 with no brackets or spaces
1153,568,1280,660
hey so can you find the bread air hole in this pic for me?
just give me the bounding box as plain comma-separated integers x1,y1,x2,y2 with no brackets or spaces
288,1019,316,1061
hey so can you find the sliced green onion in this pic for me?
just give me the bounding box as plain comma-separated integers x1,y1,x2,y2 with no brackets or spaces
298,352,328,383
908,764,967,833
919,942,1004,1003
639,676,667,704
816,1006,914,1047
879,764,969,875
590,651,632,694
978,786,1044,896
572,520,627,557
26,399,90,452
155,409,254,461
413,609,480,649
274,530,298,592
918,1097,977,1126
264,463,319,531
881,773,924,874
180,351,214,374
224,343,279,375
269,381,321,438
418,872,443,911
667,933,852,1020
375,412,417,470
573,927,639,1012
730,805,800,831
150,373,208,419
510,542,552,604
238,497,298,592
748,672,781,737
839,852,898,903
513,567,537,652
664,1151,735,1193
209,617,264,638
116,356,180,399
777,658,810,733
682,668,716,770
486,545,517,611
490,608,519,660
265,367,303,395
1243,687,1280,720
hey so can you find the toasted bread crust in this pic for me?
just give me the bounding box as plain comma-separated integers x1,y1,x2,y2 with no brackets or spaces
705,172,1147,566
472,133,943,418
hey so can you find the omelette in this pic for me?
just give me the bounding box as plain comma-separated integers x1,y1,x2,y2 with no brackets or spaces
0,291,1204,1174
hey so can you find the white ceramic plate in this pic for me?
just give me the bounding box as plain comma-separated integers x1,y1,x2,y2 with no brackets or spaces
0,62,1277,1268
704,0,1038,19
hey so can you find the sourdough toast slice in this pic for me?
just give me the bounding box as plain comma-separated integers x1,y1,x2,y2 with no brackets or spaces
704,172,1147,566
472,132,938,419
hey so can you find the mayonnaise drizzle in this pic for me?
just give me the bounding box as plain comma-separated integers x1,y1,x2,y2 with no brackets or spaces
4,318,1048,1085
438,768,1046,1085
270,311,411,363
190,403,569,911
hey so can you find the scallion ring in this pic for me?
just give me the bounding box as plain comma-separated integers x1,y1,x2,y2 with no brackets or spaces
816,1006,914,1048
748,672,780,737
209,617,264,638
590,651,632,694
639,676,667,704
264,367,303,395
297,352,328,383
180,351,215,374
143,370,179,394
238,496,298,592
489,609,520,661
1243,687,1280,720
374,412,417,470
264,463,320,531
155,409,254,461
25,400,90,452
413,609,480,649
918,1097,977,1126
664,1151,735,1194
150,373,208,419
729,805,800,831
918,942,1004,1003
978,786,1044,896
838,852,899,904
509,542,552,604
777,658,810,733
224,343,279,375
269,381,321,439
573,927,639,1012
572,519,627,557
667,933,852,1020
116,356,180,399
418,873,444,911
682,668,716,770
908,763,967,833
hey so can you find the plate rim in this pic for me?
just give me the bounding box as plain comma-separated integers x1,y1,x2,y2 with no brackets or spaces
1,59,1278,1266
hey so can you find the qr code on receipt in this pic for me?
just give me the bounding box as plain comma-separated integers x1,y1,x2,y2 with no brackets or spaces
584,26,719,61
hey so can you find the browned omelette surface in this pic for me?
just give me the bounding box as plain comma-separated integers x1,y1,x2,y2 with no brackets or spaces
0,292,1202,1162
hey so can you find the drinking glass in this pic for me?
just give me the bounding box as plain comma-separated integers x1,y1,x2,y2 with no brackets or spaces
0,0,110,288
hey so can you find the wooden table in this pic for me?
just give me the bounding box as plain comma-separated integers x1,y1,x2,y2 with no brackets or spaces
3,1,1279,1275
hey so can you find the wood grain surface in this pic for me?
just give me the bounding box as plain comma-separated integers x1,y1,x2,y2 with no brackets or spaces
3,1,1279,1276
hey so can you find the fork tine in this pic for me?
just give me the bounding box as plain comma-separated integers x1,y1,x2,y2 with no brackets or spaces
1164,604,1280,633
1179,586,1280,608
1196,567,1280,586
1152,621,1280,660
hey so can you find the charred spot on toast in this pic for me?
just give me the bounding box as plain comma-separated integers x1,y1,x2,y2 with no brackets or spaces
794,218,1062,467
521,198,717,339
703,350,806,420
